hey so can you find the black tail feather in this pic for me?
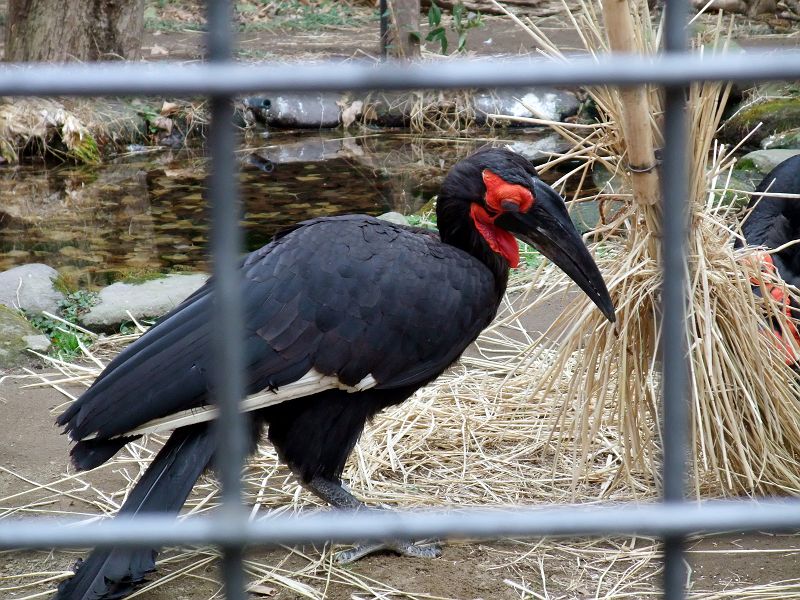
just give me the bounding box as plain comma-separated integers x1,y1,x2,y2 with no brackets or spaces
70,437,140,472
55,424,215,600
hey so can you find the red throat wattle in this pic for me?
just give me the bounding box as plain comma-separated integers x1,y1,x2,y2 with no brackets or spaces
470,203,520,267
469,169,536,268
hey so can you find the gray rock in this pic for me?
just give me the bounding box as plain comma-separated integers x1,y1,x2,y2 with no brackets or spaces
23,334,51,352
473,88,579,125
505,135,573,164
0,264,65,316
761,127,800,150
377,212,409,226
739,149,800,174
360,92,416,127
267,93,343,128
0,306,40,368
82,273,208,329
716,168,759,210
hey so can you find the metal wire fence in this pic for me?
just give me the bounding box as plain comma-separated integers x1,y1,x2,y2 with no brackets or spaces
3,2,800,600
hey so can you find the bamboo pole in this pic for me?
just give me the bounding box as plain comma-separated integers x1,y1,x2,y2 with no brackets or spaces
601,0,660,206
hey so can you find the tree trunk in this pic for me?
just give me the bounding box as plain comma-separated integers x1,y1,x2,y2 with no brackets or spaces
5,0,145,62
389,0,421,59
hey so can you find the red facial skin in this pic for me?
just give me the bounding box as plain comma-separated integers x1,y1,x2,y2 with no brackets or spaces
751,253,800,365
469,169,535,268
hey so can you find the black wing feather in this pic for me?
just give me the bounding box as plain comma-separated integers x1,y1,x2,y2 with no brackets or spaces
58,215,499,457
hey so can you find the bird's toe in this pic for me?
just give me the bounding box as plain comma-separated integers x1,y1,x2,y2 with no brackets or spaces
335,539,442,564
390,539,442,559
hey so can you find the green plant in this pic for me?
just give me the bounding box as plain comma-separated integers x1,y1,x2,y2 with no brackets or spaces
61,290,98,322
451,2,483,53
406,210,438,229
421,1,483,55
26,290,98,359
67,134,100,165
518,242,543,269
119,321,145,335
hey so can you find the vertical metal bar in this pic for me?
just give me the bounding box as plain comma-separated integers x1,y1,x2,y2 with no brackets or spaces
207,1,247,599
661,0,690,598
380,0,389,60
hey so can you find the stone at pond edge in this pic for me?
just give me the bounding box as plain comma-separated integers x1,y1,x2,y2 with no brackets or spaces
377,212,409,226
81,273,209,330
738,149,800,174
473,88,579,125
0,305,42,368
360,92,417,127
762,127,800,150
266,93,343,128
0,264,65,316
23,334,51,352
506,135,573,164
262,89,580,129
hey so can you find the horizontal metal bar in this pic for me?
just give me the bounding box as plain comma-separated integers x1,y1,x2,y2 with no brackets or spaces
2,499,799,550
1,51,800,97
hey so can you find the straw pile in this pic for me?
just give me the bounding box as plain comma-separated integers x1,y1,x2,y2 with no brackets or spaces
490,0,800,497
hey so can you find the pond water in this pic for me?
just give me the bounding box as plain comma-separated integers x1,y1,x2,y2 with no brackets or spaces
0,129,577,289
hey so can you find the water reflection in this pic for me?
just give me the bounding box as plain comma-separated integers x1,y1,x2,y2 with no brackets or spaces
0,130,564,288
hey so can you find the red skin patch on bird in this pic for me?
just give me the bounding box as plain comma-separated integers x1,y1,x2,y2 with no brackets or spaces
482,170,534,213
470,203,520,267
469,170,535,268
750,252,800,364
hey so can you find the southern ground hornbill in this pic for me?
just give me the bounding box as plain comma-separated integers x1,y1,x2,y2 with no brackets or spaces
55,147,615,600
741,154,800,363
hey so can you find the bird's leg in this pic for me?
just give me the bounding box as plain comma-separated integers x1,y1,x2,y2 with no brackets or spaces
306,475,442,563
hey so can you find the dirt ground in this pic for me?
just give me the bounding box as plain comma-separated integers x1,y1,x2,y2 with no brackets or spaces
136,14,798,65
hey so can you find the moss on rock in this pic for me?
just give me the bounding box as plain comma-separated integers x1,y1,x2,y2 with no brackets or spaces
720,96,800,148
0,305,39,368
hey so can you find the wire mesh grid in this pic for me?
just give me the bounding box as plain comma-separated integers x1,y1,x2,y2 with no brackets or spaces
3,2,800,600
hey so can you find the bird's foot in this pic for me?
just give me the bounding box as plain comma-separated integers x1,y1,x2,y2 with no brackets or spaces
335,539,442,564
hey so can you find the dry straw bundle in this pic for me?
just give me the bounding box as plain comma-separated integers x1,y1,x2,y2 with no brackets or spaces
492,0,800,496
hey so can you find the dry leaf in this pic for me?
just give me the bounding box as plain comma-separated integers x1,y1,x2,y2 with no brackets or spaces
160,101,180,116
361,103,378,122
153,116,173,134
150,44,169,56
340,100,363,128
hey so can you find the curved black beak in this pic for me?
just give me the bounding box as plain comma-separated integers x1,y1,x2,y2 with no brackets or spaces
496,179,616,323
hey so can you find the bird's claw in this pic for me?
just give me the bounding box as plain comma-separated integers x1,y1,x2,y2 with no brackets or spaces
335,539,442,564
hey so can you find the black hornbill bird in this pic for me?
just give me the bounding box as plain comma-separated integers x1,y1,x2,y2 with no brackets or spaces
741,154,800,363
55,147,615,600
